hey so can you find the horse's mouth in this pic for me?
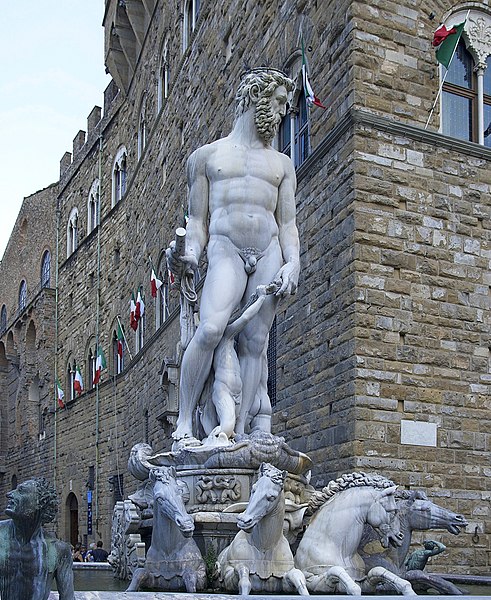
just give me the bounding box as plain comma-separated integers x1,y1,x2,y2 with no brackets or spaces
237,517,258,533
447,516,468,535
178,522,195,537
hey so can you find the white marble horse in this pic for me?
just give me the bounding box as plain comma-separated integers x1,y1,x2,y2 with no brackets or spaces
126,467,206,592
295,472,416,595
217,462,309,595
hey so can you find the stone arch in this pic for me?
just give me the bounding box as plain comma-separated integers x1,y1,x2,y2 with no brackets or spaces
6,331,16,357
65,492,79,546
0,342,7,369
26,320,36,352
0,342,8,456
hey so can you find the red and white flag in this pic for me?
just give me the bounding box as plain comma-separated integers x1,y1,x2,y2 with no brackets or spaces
130,293,138,331
136,290,145,320
151,269,163,298
74,368,84,396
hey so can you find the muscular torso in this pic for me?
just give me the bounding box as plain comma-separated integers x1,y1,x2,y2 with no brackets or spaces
205,139,287,251
0,521,69,600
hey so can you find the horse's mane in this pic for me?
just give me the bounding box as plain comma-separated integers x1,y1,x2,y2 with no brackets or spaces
307,471,396,516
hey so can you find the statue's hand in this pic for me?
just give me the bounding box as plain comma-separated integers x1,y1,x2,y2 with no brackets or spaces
166,241,198,279
273,261,299,296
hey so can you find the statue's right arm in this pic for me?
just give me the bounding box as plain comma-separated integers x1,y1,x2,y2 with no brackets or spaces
184,146,210,268
55,542,75,600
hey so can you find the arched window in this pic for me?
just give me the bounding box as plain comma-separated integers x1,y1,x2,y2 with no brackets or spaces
0,305,6,334
137,97,147,160
158,35,170,112
155,256,179,330
112,325,124,375
87,179,100,234
41,250,51,288
112,146,128,207
440,11,491,145
183,0,200,52
18,280,27,312
67,207,79,257
135,286,145,353
279,69,310,167
66,358,76,402
87,341,97,390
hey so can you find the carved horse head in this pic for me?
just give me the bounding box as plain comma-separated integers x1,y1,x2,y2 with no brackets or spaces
400,490,468,534
150,467,194,537
237,463,287,533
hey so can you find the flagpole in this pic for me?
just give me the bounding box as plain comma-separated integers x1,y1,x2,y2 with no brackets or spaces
425,10,470,130
116,315,134,361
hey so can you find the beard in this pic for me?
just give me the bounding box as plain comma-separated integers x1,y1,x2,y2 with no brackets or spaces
255,97,282,144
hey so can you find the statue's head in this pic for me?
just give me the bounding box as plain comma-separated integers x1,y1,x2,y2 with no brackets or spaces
5,478,58,525
235,68,294,143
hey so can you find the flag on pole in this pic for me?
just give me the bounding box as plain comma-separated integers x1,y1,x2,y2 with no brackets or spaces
302,39,326,109
130,292,138,331
432,21,466,68
93,346,107,385
151,269,163,298
117,324,124,359
136,290,145,320
56,379,65,409
74,368,84,396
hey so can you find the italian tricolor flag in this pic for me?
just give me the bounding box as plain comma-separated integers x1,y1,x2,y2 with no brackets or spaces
302,39,326,109
136,290,145,320
151,269,163,298
74,368,84,396
56,379,65,409
93,347,107,385
117,324,124,359
432,21,466,68
130,293,138,331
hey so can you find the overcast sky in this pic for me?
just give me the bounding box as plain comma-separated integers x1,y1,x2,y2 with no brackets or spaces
0,1,110,259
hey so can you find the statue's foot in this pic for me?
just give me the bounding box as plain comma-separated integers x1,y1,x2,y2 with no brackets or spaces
171,430,202,451
202,426,233,448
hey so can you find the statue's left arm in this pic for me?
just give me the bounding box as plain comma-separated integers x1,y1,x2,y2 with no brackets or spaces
55,541,75,600
274,155,300,295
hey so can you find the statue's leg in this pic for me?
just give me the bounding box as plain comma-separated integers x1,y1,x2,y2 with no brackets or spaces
237,564,252,595
284,567,310,595
366,566,416,595
236,260,281,433
324,566,362,596
183,569,198,592
175,245,246,441
125,568,146,592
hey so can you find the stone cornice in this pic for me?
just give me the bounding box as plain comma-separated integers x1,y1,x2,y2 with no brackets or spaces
297,108,491,185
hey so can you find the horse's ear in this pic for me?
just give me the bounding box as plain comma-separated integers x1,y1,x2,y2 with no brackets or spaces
149,469,157,483
380,485,398,497
169,466,177,478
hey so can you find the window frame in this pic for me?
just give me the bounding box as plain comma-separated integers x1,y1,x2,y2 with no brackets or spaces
439,10,491,146
18,280,27,312
41,250,51,288
87,180,100,234
67,207,79,257
112,146,128,207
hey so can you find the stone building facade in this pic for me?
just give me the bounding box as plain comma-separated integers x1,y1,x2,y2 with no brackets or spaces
0,0,489,573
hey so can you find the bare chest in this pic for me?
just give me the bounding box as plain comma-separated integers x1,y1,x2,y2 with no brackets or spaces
207,146,285,188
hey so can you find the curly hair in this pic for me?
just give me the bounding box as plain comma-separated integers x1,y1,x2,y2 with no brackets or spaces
31,477,59,524
235,68,294,119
